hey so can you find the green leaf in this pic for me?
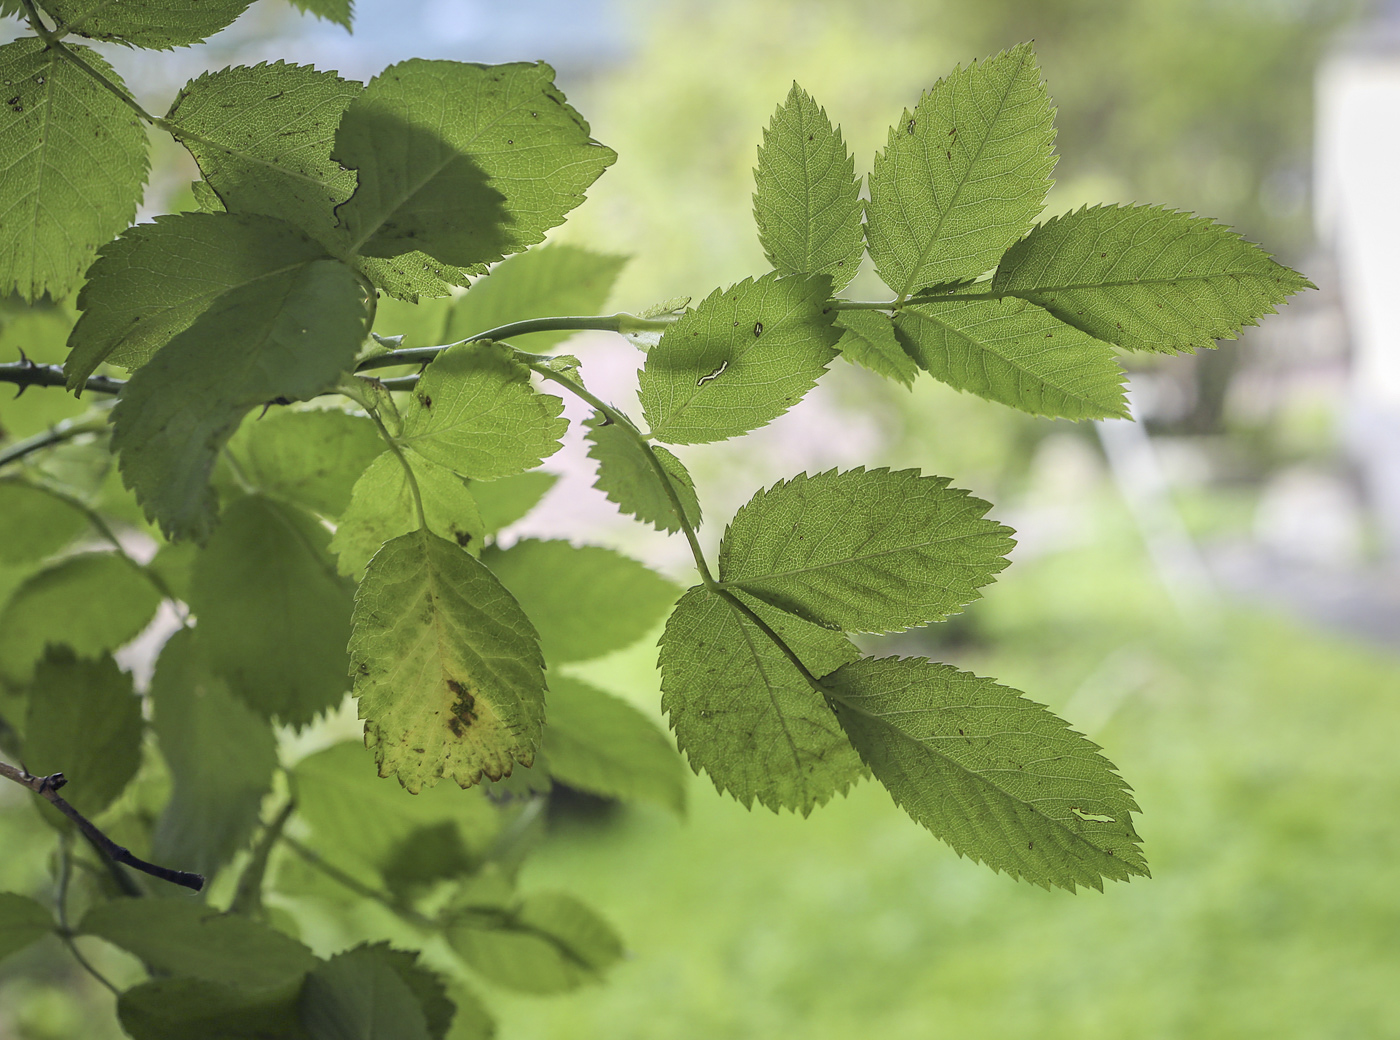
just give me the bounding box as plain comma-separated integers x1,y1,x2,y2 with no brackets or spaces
658,587,861,814
895,297,1128,420
481,539,680,664
0,38,147,302
0,479,88,564
833,309,917,386
543,676,686,814
470,471,556,535
366,945,456,1040
300,944,433,1040
227,409,384,519
287,0,353,29
334,60,615,270
0,555,160,685
66,212,336,387
350,530,546,792
110,256,368,542
42,0,253,48
444,244,628,350
150,629,278,879
117,978,306,1040
584,412,700,534
23,649,140,819
397,341,567,479
190,495,353,726
866,43,1056,296
82,899,317,989
639,272,839,445
990,204,1314,353
0,892,53,962
753,83,863,292
330,451,485,582
447,892,623,994
166,62,360,250
826,656,1148,891
718,467,1014,633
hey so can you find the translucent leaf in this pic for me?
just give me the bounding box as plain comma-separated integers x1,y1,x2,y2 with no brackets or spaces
117,978,304,1040
639,272,839,445
350,530,546,792
150,629,278,879
990,204,1314,354
583,411,700,534
895,297,1128,420
111,257,368,542
543,676,686,814
166,62,360,249
753,83,863,292
227,409,383,519
866,43,1055,296
0,555,160,685
470,471,556,535
0,893,52,963
481,539,680,664
42,0,252,48
330,451,485,581
368,945,456,1040
66,212,335,387
397,341,567,479
447,892,622,994
444,244,628,350
827,656,1148,892
833,309,917,386
291,741,499,884
300,944,433,1040
190,495,353,727
718,467,1014,633
658,587,861,814
287,0,353,29
82,899,316,989
0,38,147,301
334,60,615,269
0,479,88,564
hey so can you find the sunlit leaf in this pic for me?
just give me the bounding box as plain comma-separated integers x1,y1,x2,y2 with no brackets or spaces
42,0,253,48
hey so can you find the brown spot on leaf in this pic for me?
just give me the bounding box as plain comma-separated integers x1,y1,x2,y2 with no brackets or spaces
446,678,478,736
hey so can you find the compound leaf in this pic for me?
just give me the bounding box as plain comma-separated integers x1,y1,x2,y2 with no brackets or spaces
398,341,567,479
66,212,336,387
833,309,917,386
111,256,368,542
639,272,839,445
0,554,160,685
82,899,316,990
334,60,615,270
826,656,1148,891
895,297,1128,420
227,409,384,519
166,62,361,249
543,676,686,814
117,977,305,1040
350,530,546,792
149,629,278,879
0,38,147,302
866,43,1055,296
584,412,700,533
447,892,622,994
300,944,434,1040
0,893,52,963
753,83,863,291
330,451,485,581
719,467,1014,633
659,587,861,814
43,0,253,48
22,649,140,819
444,244,628,350
481,539,680,664
991,204,1314,353
190,495,353,727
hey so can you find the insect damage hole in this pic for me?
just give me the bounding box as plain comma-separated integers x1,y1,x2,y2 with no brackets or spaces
696,360,729,386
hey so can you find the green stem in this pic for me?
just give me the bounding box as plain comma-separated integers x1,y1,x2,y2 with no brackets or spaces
828,300,900,311
229,799,295,917
0,411,110,470
56,837,121,998
366,407,425,529
282,836,435,930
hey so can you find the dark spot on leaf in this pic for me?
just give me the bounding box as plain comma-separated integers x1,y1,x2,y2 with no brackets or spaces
419,393,432,409
447,678,478,736
907,118,916,135
753,322,763,337
453,529,472,547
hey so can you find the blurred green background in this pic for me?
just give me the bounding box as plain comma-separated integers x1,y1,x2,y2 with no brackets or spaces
4,0,1399,1037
